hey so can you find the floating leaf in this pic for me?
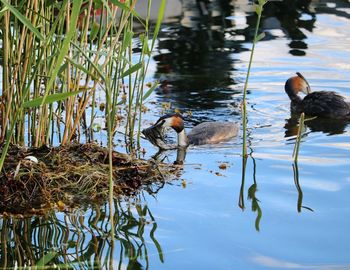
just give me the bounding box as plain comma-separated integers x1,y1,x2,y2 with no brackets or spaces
219,163,228,170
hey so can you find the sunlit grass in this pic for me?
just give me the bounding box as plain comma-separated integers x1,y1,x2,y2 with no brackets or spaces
0,0,166,245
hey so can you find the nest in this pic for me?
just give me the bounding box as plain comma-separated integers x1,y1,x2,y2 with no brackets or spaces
0,143,179,215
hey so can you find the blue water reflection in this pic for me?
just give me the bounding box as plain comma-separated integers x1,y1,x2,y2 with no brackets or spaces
144,0,350,269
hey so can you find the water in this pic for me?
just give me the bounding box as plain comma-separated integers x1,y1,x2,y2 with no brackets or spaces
2,0,350,269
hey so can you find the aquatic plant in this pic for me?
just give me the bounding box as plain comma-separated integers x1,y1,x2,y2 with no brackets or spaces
292,112,305,162
0,0,167,249
0,0,163,169
241,0,267,158
239,0,266,229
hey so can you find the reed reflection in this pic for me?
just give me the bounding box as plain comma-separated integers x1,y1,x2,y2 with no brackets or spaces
293,161,314,213
0,200,163,269
239,152,262,232
285,114,349,137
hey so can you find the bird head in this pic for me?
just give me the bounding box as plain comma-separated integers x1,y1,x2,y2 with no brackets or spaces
151,113,185,133
285,72,312,99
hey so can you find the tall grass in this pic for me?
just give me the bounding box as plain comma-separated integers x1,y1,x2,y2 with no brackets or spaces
0,0,163,169
0,0,165,242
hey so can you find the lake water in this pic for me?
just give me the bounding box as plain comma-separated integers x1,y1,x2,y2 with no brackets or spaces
1,0,350,269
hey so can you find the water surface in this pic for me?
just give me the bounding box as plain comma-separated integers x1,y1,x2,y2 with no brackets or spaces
1,0,350,269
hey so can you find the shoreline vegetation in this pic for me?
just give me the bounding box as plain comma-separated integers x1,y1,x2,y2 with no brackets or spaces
0,0,167,215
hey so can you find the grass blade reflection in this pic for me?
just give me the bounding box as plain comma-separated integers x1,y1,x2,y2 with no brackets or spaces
0,200,164,269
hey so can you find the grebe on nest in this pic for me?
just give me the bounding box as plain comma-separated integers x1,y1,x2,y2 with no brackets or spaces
142,113,238,149
285,72,350,119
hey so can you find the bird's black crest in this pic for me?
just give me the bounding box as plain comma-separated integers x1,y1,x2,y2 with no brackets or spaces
155,113,184,124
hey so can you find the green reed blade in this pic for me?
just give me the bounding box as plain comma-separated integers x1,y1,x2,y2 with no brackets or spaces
122,62,143,78
150,0,165,50
39,0,83,107
0,0,45,41
293,112,305,162
65,56,99,80
22,89,87,108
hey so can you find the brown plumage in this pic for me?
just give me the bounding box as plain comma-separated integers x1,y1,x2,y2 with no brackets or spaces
285,72,350,119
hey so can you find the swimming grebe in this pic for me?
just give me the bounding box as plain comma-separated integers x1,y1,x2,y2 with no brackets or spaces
285,72,350,118
142,113,238,149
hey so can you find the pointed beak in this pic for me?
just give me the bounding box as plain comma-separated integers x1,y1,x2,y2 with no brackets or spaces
296,72,311,94
142,120,167,149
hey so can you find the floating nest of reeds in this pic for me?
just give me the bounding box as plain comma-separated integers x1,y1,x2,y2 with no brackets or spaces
0,143,179,215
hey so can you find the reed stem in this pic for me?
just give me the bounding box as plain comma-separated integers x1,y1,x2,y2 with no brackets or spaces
293,112,305,162
242,0,266,158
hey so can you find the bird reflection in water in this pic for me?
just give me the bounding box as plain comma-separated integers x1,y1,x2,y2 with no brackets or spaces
285,115,349,137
